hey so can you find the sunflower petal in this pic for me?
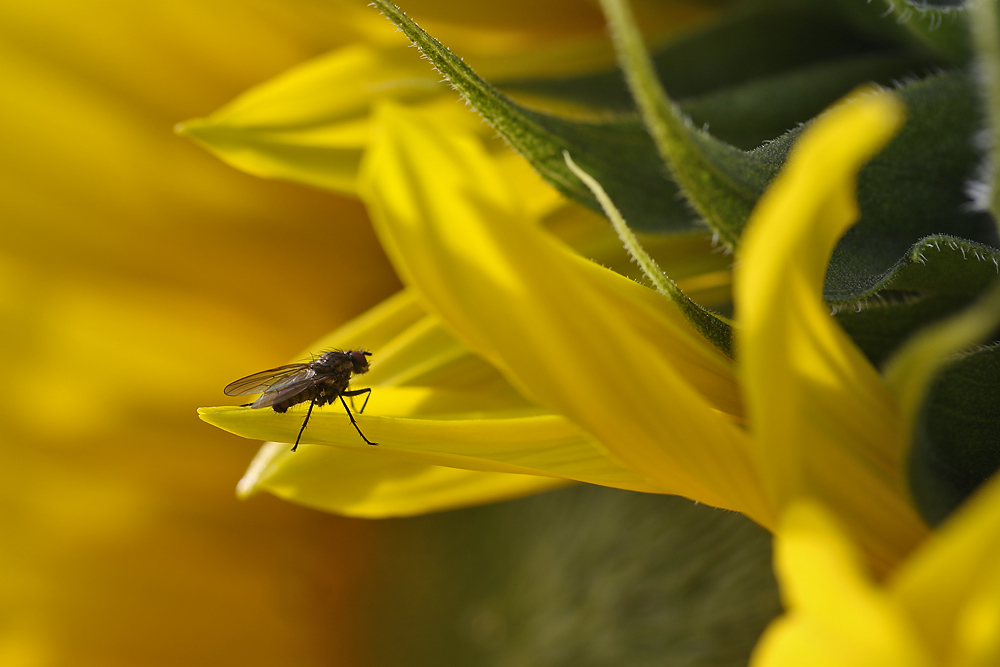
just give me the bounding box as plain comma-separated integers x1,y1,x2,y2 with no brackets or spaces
751,502,931,667
891,472,1000,664
200,403,664,494
358,101,773,525
178,43,468,194
735,90,927,569
237,441,570,517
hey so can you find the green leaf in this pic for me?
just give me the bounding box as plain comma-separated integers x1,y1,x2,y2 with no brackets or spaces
748,71,1000,302
501,4,932,116
822,73,998,300
909,343,1000,526
679,54,937,151
836,293,977,368
541,68,1000,305
867,235,1000,296
644,3,904,97
597,0,777,249
508,53,936,152
835,234,1000,365
876,0,973,63
371,0,788,246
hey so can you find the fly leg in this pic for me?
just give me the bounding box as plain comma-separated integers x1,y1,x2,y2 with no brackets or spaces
291,398,318,452
343,387,372,413
339,394,378,446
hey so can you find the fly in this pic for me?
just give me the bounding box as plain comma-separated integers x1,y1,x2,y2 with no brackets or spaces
224,349,377,451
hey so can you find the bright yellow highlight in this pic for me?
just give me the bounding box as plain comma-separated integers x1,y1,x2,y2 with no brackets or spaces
754,503,930,666
736,91,928,571
754,472,1000,666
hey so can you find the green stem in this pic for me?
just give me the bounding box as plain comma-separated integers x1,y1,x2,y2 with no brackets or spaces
563,151,734,357
596,0,757,249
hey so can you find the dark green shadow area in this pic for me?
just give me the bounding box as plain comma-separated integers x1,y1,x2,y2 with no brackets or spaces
360,485,781,667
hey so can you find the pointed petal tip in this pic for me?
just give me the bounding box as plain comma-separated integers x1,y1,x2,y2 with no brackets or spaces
197,405,245,423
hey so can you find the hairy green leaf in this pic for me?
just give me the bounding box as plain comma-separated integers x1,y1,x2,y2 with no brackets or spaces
909,343,1000,526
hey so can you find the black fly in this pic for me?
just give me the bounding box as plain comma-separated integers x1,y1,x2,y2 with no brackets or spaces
224,349,377,451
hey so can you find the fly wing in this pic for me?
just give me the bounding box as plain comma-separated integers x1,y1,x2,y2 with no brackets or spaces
248,374,318,409
224,364,312,396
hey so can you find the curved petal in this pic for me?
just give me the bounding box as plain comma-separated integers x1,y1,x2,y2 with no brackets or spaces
358,102,774,526
237,441,571,517
751,502,932,667
756,474,1000,666
735,91,927,569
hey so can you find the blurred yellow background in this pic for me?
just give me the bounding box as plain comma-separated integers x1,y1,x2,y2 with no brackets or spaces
0,1,403,664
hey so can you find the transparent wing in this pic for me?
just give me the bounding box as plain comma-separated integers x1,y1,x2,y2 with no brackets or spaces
223,364,313,396
248,377,320,409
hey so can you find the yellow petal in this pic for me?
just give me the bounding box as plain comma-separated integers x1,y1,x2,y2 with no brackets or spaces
735,90,927,568
200,404,665,494
358,101,774,526
218,222,733,514
891,472,1000,664
179,43,466,194
179,39,569,221
757,476,1000,667
237,441,570,517
290,288,537,412
752,502,931,667
213,285,599,512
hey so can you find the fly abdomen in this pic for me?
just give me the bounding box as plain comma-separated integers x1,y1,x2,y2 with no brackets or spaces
272,388,319,413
